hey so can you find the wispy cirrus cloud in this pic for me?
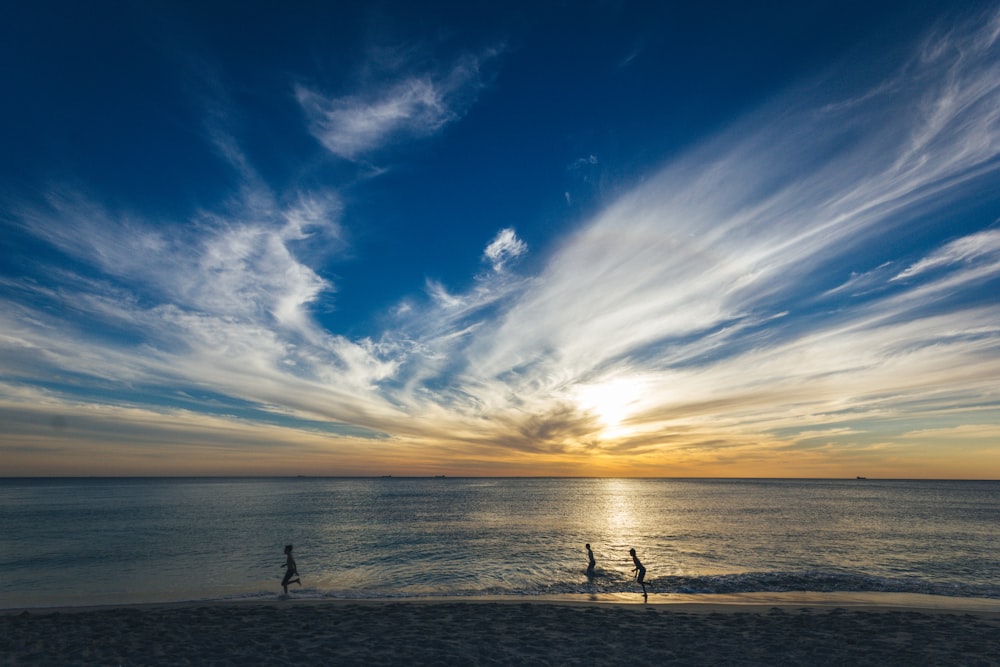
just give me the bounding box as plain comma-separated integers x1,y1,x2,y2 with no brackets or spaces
17,188,342,336
893,228,1000,281
375,6,1000,470
482,228,527,272
2,9,1000,476
296,49,500,161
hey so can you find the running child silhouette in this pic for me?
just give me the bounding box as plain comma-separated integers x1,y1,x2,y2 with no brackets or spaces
282,544,301,595
629,547,647,599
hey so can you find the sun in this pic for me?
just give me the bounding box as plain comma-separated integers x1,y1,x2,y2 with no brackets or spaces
574,377,645,437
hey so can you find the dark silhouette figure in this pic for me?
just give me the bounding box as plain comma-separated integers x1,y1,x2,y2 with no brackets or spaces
629,548,647,599
586,543,596,575
282,544,301,594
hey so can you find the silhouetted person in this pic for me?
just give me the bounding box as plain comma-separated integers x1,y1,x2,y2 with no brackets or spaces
629,547,647,599
586,543,596,575
282,544,301,594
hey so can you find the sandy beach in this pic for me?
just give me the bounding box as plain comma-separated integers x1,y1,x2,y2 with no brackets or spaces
3,596,1000,666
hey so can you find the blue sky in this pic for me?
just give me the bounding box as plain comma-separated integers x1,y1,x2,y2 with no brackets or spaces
2,1,999,477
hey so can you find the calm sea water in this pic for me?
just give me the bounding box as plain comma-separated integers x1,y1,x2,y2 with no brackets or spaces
1,477,997,609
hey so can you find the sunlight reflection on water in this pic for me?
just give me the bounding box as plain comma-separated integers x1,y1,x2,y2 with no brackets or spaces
1,477,998,607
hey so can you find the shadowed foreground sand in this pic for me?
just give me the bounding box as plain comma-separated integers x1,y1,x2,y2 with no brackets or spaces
3,599,1000,666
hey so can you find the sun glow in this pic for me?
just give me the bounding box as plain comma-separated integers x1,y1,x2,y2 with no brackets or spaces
574,377,646,437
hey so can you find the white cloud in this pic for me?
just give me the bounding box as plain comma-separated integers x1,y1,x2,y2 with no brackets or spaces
4,9,1000,474
483,228,527,272
297,50,498,161
822,262,895,298
893,228,1000,281
296,78,448,160
22,190,341,339
426,279,465,309
401,5,1000,453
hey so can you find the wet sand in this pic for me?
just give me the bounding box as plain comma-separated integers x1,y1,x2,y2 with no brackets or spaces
3,595,999,665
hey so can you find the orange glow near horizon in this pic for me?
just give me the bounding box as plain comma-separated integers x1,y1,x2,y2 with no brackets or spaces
3,421,998,479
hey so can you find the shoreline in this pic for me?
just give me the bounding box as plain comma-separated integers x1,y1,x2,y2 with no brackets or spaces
4,594,999,665
6,591,1000,616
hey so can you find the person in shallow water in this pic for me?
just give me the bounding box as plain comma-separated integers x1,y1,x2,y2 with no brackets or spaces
629,548,647,599
586,543,596,575
282,544,301,595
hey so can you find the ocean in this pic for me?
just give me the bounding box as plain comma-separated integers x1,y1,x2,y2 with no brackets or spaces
1,477,997,609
